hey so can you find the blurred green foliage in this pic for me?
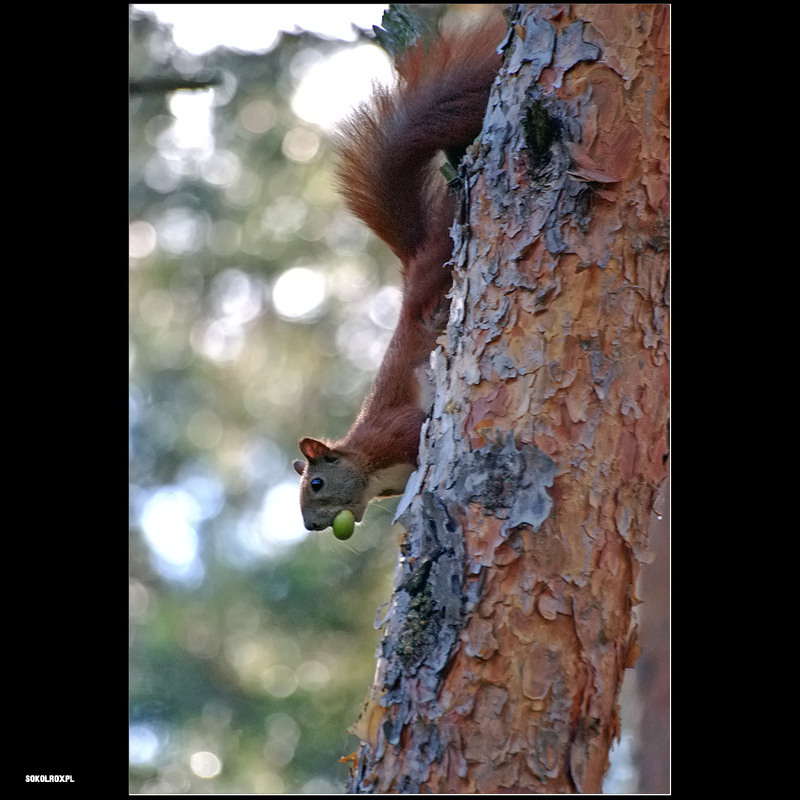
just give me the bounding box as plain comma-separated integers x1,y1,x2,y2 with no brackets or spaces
128,6,407,793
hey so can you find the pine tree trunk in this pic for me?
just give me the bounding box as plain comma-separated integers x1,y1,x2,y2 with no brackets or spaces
635,476,670,792
346,4,669,793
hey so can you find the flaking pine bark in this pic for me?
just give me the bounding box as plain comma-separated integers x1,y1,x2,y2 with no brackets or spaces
346,4,669,794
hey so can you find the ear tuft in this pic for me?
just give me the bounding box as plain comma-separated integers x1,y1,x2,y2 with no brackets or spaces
299,437,332,461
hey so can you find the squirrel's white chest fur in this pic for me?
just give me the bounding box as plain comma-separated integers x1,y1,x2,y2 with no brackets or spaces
366,461,417,500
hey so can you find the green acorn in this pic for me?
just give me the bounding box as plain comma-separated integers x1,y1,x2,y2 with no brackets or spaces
331,510,355,540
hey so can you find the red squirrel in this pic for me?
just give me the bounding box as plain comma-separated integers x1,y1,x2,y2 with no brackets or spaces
293,16,506,531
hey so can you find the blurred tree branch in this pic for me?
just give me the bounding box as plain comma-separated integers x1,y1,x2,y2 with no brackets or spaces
129,73,222,95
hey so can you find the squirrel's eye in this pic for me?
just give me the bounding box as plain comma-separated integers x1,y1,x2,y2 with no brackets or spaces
310,477,324,493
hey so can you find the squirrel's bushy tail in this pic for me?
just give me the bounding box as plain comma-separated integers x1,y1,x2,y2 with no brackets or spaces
334,14,506,263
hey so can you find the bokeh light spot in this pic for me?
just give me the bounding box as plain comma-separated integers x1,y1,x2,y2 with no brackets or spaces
282,126,321,164
292,44,393,129
190,750,222,779
271,267,325,321
129,220,157,259
129,724,161,765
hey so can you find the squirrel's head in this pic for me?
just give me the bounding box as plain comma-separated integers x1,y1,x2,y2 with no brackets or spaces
293,438,369,531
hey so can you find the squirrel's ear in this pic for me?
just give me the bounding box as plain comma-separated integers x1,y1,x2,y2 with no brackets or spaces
299,437,331,461
292,459,306,476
